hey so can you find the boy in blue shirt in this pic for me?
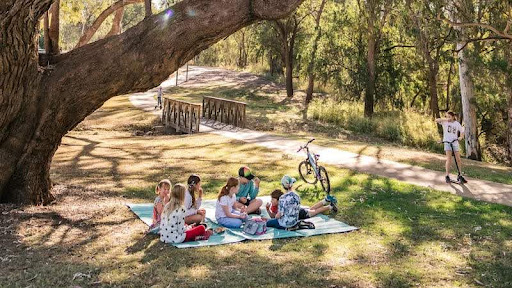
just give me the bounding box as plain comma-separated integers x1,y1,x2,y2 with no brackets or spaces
267,175,338,230
236,166,263,214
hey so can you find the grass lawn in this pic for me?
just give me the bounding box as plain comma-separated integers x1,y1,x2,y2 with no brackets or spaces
0,96,510,287
163,67,512,185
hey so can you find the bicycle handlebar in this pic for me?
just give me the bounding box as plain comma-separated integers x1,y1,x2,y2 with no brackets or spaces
297,138,315,152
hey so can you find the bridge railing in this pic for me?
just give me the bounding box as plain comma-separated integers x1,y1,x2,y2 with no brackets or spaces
202,96,246,128
162,96,201,134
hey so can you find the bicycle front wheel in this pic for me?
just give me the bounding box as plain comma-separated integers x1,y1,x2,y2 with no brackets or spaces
299,161,317,184
318,166,331,194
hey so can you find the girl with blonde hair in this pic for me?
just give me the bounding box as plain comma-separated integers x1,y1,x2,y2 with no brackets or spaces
160,184,212,244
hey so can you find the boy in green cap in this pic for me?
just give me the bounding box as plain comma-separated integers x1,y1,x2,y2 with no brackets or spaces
236,166,263,214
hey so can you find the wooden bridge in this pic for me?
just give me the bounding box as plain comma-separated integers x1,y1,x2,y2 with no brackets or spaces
161,96,247,133
202,96,246,128
161,97,201,134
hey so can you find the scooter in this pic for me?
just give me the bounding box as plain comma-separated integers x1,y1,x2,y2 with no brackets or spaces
442,139,468,184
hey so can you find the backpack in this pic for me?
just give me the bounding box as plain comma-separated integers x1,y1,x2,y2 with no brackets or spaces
243,218,267,235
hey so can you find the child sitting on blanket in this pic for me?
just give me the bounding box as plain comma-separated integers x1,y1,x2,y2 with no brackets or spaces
266,176,301,230
215,177,248,228
266,189,283,218
184,174,206,225
149,179,171,231
266,187,338,222
160,184,213,244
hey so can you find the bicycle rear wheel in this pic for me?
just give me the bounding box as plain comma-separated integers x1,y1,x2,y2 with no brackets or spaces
299,161,317,184
318,166,331,194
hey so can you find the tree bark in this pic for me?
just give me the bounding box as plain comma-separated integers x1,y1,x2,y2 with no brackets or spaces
75,0,143,48
446,58,454,111
365,30,376,118
304,0,327,118
107,7,124,37
1,0,304,205
145,0,152,18
285,37,295,98
457,42,481,160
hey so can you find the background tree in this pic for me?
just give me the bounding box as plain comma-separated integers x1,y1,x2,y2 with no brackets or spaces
272,12,309,98
406,0,451,119
144,0,152,17
359,0,393,117
76,0,143,48
304,0,328,113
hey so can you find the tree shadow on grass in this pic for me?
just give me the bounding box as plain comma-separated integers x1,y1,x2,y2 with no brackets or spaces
334,174,512,287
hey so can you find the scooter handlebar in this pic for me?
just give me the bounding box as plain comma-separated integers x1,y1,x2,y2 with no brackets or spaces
440,139,458,144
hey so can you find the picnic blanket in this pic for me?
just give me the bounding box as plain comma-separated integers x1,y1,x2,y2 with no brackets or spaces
127,196,358,248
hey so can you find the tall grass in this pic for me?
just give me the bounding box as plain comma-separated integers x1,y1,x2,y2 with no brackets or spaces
309,98,442,152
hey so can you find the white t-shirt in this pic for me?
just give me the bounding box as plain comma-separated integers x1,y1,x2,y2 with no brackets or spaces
215,194,236,219
442,121,463,142
184,190,202,217
160,206,186,244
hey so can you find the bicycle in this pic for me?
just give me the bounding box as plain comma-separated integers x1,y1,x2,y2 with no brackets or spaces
297,139,331,193
442,139,468,184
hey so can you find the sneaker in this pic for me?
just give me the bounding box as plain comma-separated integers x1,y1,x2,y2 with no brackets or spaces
195,229,213,241
214,227,226,234
445,176,451,183
458,175,468,183
286,223,300,231
298,220,315,229
330,201,338,214
325,195,338,205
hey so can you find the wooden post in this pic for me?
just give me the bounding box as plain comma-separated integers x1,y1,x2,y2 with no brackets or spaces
242,103,246,128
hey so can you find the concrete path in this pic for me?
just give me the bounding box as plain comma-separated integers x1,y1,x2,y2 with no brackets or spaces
129,67,512,207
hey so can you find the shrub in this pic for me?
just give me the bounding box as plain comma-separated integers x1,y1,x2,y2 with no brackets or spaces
308,99,441,151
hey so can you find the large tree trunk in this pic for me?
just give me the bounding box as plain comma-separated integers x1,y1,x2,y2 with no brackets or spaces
304,0,327,116
457,42,481,160
75,0,143,48
0,0,304,205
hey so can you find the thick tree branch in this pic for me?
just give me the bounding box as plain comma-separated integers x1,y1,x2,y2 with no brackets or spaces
46,0,303,133
453,36,509,53
438,14,512,40
383,44,415,51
